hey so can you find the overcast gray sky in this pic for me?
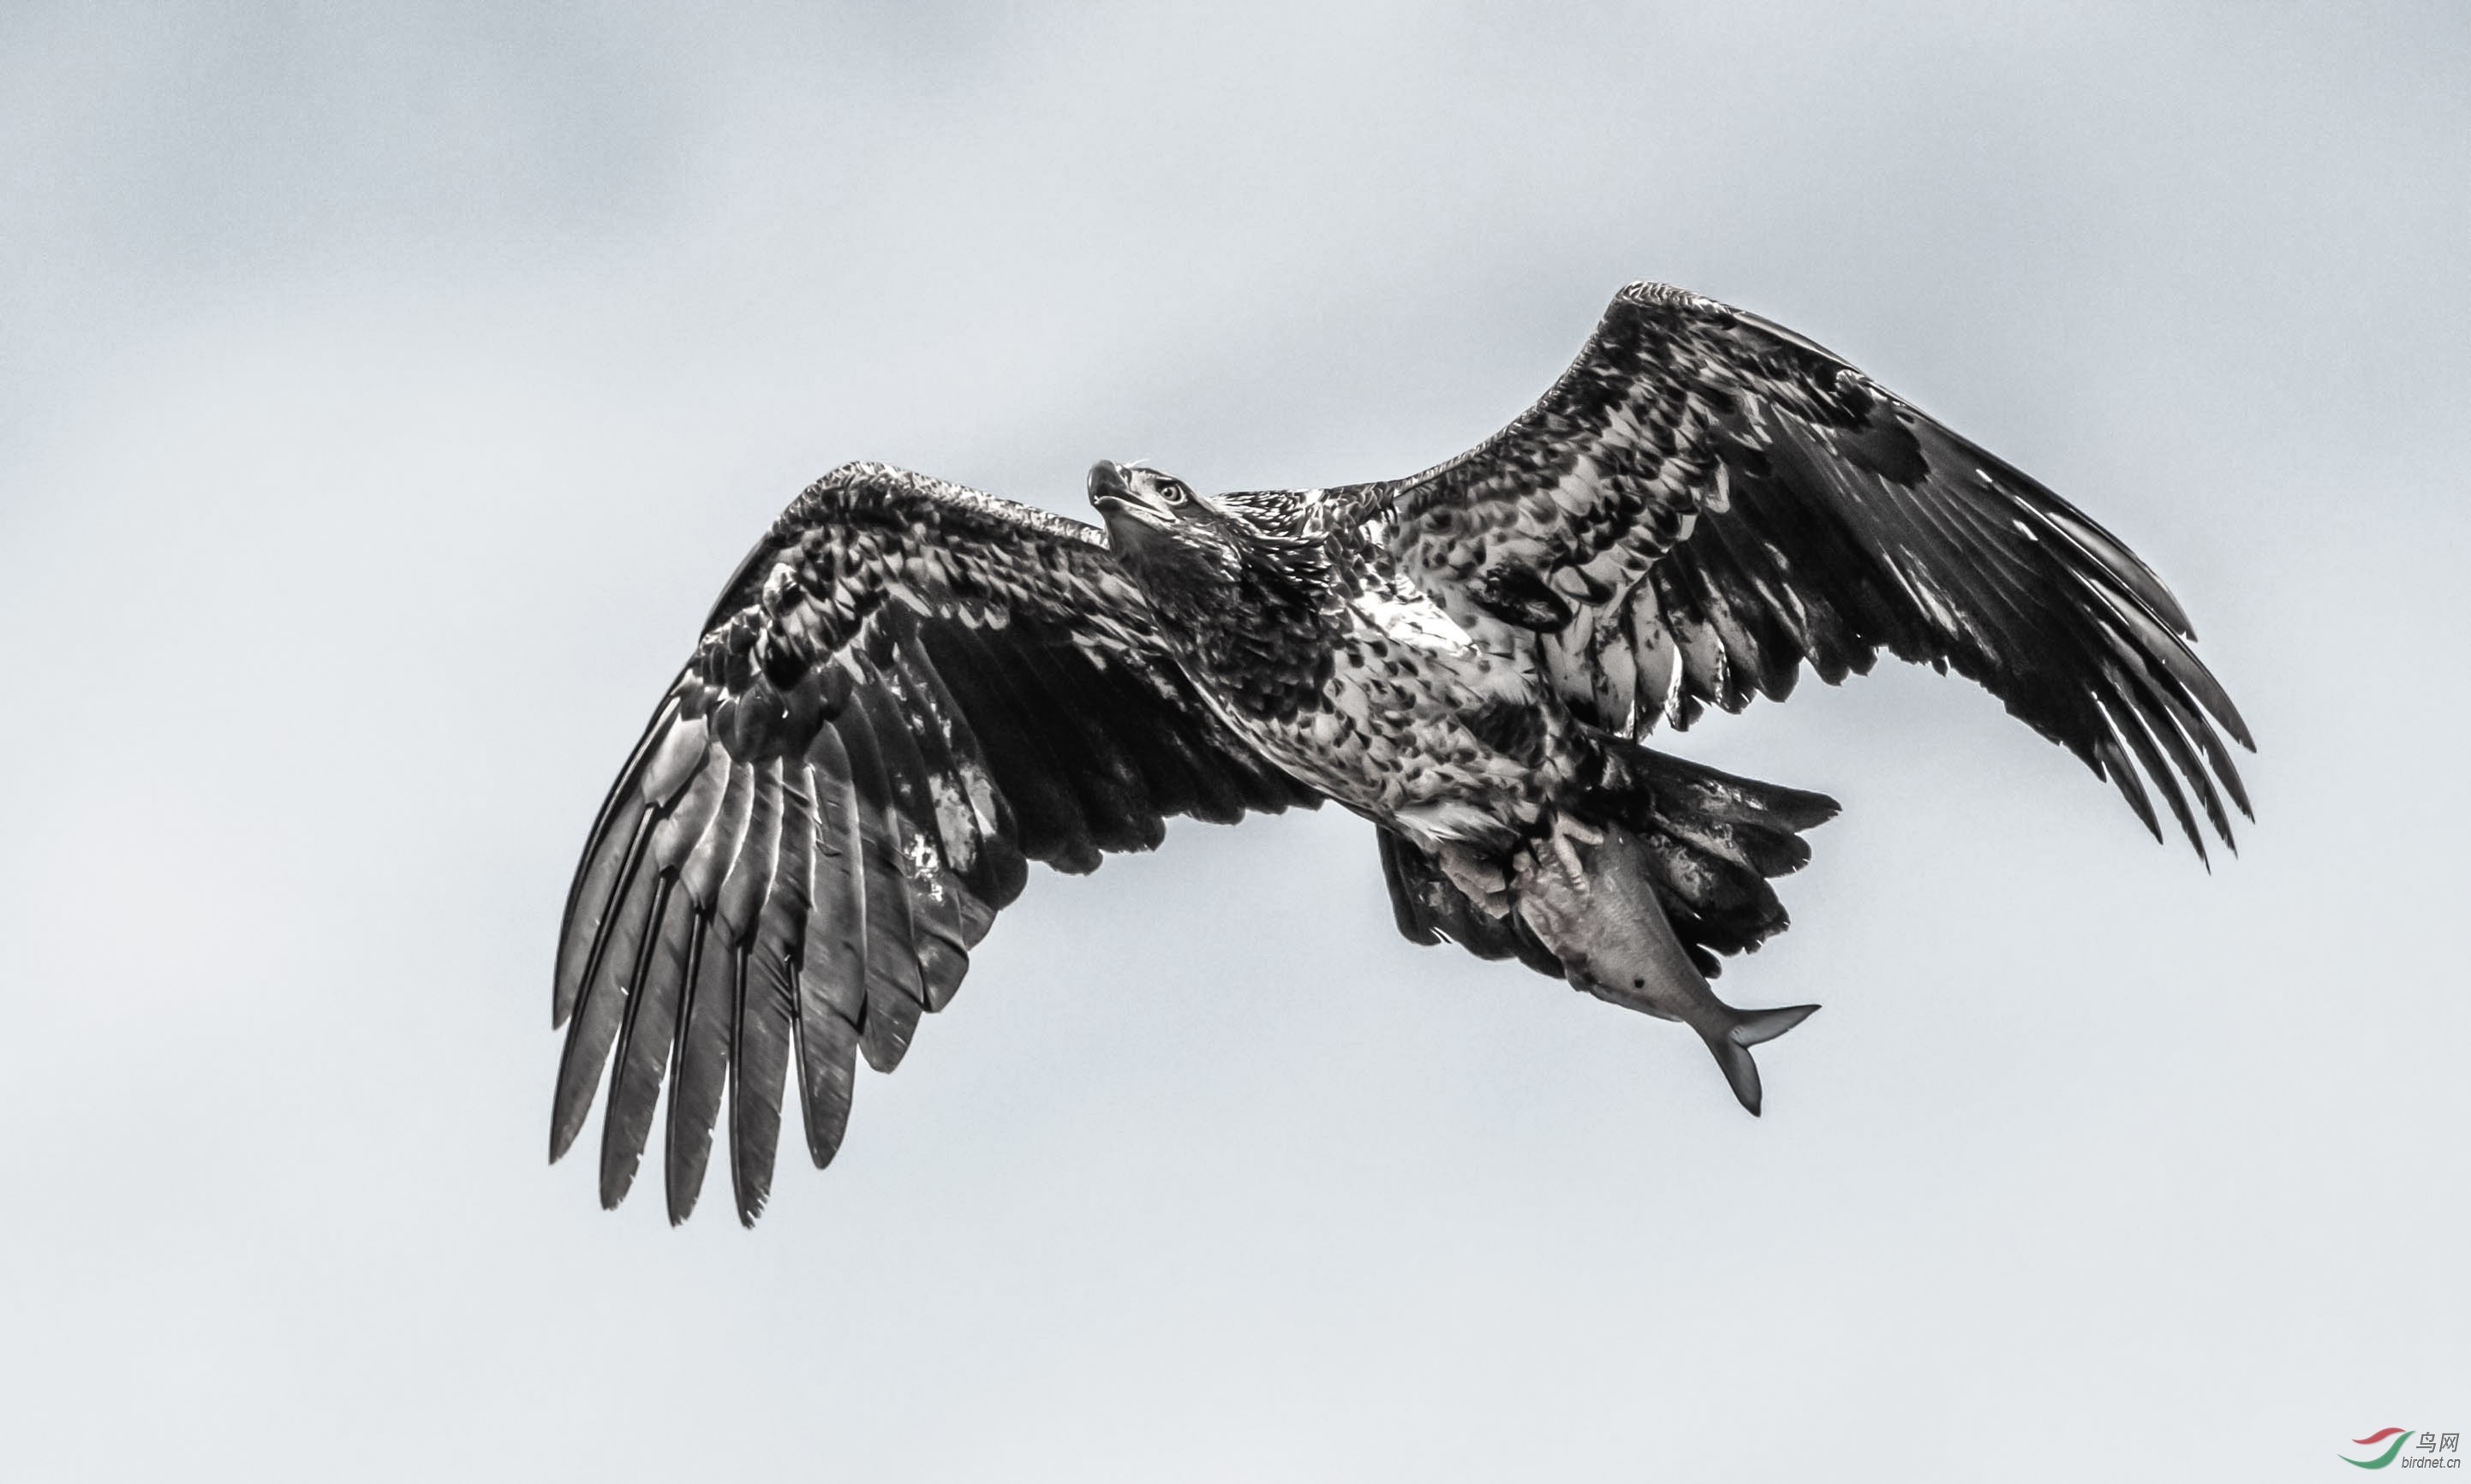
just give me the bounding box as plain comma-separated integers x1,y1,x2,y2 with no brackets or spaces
3,3,2465,1480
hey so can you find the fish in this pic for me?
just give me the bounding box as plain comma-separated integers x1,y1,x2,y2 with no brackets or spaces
1513,817,1819,1114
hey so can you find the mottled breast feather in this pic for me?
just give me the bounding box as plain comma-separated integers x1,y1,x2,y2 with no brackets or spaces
1335,282,2254,859
552,463,1316,1226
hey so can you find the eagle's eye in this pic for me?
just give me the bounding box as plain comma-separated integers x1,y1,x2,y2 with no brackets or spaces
1157,479,1191,505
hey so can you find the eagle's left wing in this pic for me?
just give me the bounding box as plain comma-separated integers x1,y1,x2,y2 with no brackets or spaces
1336,283,2253,856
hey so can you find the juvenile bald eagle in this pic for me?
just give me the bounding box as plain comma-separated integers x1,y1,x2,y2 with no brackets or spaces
553,283,2251,1224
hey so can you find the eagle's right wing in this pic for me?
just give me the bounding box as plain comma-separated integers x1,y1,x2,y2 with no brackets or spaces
553,463,1316,1225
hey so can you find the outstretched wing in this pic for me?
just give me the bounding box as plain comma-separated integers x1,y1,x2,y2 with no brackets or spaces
1340,283,2253,856
554,462,1316,1225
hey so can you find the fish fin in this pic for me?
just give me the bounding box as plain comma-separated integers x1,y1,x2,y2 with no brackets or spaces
1732,1003,1819,1047
1697,1004,1819,1115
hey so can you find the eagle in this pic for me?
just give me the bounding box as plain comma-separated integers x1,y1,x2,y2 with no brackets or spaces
552,282,2252,1225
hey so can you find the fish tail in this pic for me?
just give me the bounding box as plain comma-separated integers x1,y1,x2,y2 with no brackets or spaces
1696,1004,1821,1116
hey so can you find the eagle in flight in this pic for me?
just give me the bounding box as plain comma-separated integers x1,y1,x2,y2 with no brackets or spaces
553,283,2252,1225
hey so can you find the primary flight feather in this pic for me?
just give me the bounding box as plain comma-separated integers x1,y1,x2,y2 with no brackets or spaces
553,283,2252,1224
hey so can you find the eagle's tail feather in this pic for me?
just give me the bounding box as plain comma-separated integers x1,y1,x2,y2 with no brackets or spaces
1376,738,1836,982
1579,735,1839,975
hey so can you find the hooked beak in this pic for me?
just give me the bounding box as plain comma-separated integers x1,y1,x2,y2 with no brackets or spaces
1088,459,1129,507
1088,460,1167,529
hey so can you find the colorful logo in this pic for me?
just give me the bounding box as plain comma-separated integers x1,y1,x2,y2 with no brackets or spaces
2345,1429,2413,1469
2343,1430,2463,1469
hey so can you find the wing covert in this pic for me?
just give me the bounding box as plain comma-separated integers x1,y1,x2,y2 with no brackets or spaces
552,462,1316,1225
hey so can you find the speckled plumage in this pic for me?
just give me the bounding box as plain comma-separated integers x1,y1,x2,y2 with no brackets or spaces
1103,478,1572,849
555,283,2252,1222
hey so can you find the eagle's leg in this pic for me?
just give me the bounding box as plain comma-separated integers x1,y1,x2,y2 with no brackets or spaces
1433,843,1513,921
1509,815,1817,1116
1432,814,1602,916
1542,812,1603,887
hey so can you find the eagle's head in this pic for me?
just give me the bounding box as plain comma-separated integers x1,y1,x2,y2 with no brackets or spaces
1088,458,1339,712
1087,459,1248,598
